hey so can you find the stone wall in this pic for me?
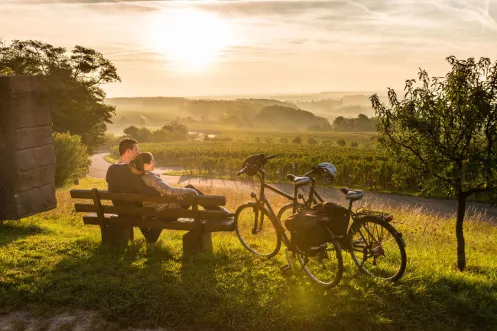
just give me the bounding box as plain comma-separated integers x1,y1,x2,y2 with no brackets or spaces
0,76,57,220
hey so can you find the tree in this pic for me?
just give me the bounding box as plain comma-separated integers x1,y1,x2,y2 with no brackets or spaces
370,56,497,271
0,40,120,153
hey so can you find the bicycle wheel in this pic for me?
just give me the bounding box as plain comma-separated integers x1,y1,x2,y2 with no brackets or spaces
277,203,304,242
234,202,281,258
348,218,406,281
295,229,343,287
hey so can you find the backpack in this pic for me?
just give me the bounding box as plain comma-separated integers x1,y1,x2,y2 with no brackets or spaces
285,210,330,255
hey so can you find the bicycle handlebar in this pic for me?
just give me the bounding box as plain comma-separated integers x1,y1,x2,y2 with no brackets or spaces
237,166,249,176
237,154,279,176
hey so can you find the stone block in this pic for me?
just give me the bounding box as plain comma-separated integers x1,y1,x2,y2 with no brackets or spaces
12,183,57,219
16,165,55,193
12,94,52,128
0,76,56,220
0,75,48,95
15,126,53,150
16,145,55,173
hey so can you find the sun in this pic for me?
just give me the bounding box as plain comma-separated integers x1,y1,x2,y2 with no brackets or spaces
148,8,232,72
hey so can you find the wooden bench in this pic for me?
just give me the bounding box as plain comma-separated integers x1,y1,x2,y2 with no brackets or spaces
70,189,234,254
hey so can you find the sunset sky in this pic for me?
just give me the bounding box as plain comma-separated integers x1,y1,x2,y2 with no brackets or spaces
1,0,496,97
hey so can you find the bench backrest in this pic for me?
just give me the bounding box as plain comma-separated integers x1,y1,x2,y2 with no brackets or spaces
70,189,228,226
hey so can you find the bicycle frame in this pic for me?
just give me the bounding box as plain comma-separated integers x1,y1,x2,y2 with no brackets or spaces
251,169,332,245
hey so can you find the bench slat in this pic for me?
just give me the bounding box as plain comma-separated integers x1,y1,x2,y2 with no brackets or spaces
75,204,230,221
83,216,235,232
70,190,226,207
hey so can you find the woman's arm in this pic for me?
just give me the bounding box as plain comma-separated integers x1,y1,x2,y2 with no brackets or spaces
142,174,197,196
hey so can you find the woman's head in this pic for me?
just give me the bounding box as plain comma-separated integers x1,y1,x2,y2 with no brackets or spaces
129,152,155,174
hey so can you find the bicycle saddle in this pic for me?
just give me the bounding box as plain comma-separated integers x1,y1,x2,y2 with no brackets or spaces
286,174,311,187
340,188,364,201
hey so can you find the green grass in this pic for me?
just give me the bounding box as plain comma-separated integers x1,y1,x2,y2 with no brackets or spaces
103,154,117,164
1,177,496,330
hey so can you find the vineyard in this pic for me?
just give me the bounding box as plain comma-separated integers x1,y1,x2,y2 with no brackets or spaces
110,131,426,193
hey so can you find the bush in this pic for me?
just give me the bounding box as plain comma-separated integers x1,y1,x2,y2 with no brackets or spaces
54,132,91,187
292,136,302,144
337,139,346,146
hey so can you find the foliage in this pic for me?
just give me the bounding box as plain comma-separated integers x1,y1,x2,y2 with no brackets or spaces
333,114,377,132
0,178,496,330
123,121,189,143
53,132,91,187
371,56,497,271
255,105,330,130
0,39,120,153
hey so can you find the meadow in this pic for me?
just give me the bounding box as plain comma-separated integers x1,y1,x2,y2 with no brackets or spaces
1,178,496,330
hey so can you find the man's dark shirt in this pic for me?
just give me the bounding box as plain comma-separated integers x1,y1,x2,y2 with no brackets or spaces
106,163,159,206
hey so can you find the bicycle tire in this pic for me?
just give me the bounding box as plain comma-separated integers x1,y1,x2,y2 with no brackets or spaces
234,202,281,258
295,228,344,287
348,218,406,281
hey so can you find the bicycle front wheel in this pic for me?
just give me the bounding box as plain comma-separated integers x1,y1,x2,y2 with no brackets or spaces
348,218,406,281
234,203,281,258
295,235,343,288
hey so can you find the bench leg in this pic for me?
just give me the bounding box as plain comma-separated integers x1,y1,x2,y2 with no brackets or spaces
100,224,133,246
182,231,213,255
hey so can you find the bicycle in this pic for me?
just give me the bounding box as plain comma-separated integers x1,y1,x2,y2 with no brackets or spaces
278,168,407,281
234,154,343,287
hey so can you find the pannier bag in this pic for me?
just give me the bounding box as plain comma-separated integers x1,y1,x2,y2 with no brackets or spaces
285,210,330,255
312,202,350,237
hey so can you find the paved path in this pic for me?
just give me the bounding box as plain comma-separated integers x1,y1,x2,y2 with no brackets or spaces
89,153,497,220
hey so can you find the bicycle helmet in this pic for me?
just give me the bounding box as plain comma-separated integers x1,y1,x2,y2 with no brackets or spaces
311,162,337,181
241,154,266,176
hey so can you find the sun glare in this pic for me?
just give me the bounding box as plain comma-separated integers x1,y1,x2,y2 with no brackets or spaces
148,8,232,72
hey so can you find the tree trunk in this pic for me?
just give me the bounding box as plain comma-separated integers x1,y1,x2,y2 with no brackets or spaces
456,194,467,271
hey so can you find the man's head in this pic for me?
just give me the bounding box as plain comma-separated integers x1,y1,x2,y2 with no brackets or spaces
118,138,139,163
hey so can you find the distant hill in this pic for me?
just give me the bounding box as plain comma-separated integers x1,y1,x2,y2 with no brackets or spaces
254,105,330,130
104,93,383,132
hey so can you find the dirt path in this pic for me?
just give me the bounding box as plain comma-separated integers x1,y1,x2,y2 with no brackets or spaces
89,153,497,220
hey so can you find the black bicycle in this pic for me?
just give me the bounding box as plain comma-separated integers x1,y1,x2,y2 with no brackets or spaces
279,169,407,281
234,154,343,287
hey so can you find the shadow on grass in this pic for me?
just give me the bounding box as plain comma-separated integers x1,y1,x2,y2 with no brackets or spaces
0,222,48,247
4,236,496,331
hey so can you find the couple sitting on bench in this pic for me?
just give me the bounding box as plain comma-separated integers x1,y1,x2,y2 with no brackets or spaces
106,138,230,218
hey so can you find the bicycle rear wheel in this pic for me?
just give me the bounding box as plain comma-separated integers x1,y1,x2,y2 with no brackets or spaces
234,202,281,258
295,233,343,288
348,218,406,281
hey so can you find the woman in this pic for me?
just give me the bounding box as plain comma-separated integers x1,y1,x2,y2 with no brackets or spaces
129,152,198,210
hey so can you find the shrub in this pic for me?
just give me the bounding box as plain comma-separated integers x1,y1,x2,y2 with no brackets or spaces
292,136,302,144
337,139,346,146
54,132,91,187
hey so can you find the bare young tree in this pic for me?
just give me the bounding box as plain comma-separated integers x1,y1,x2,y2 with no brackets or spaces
370,56,497,271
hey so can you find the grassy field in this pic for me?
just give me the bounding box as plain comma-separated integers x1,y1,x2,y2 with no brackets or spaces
1,178,496,330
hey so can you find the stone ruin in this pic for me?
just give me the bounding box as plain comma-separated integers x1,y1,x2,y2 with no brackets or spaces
0,76,57,221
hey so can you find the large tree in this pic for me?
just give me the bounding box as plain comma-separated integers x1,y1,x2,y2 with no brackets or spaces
0,39,120,153
370,56,497,271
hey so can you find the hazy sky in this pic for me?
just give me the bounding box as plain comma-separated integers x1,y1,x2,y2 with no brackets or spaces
1,0,496,97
